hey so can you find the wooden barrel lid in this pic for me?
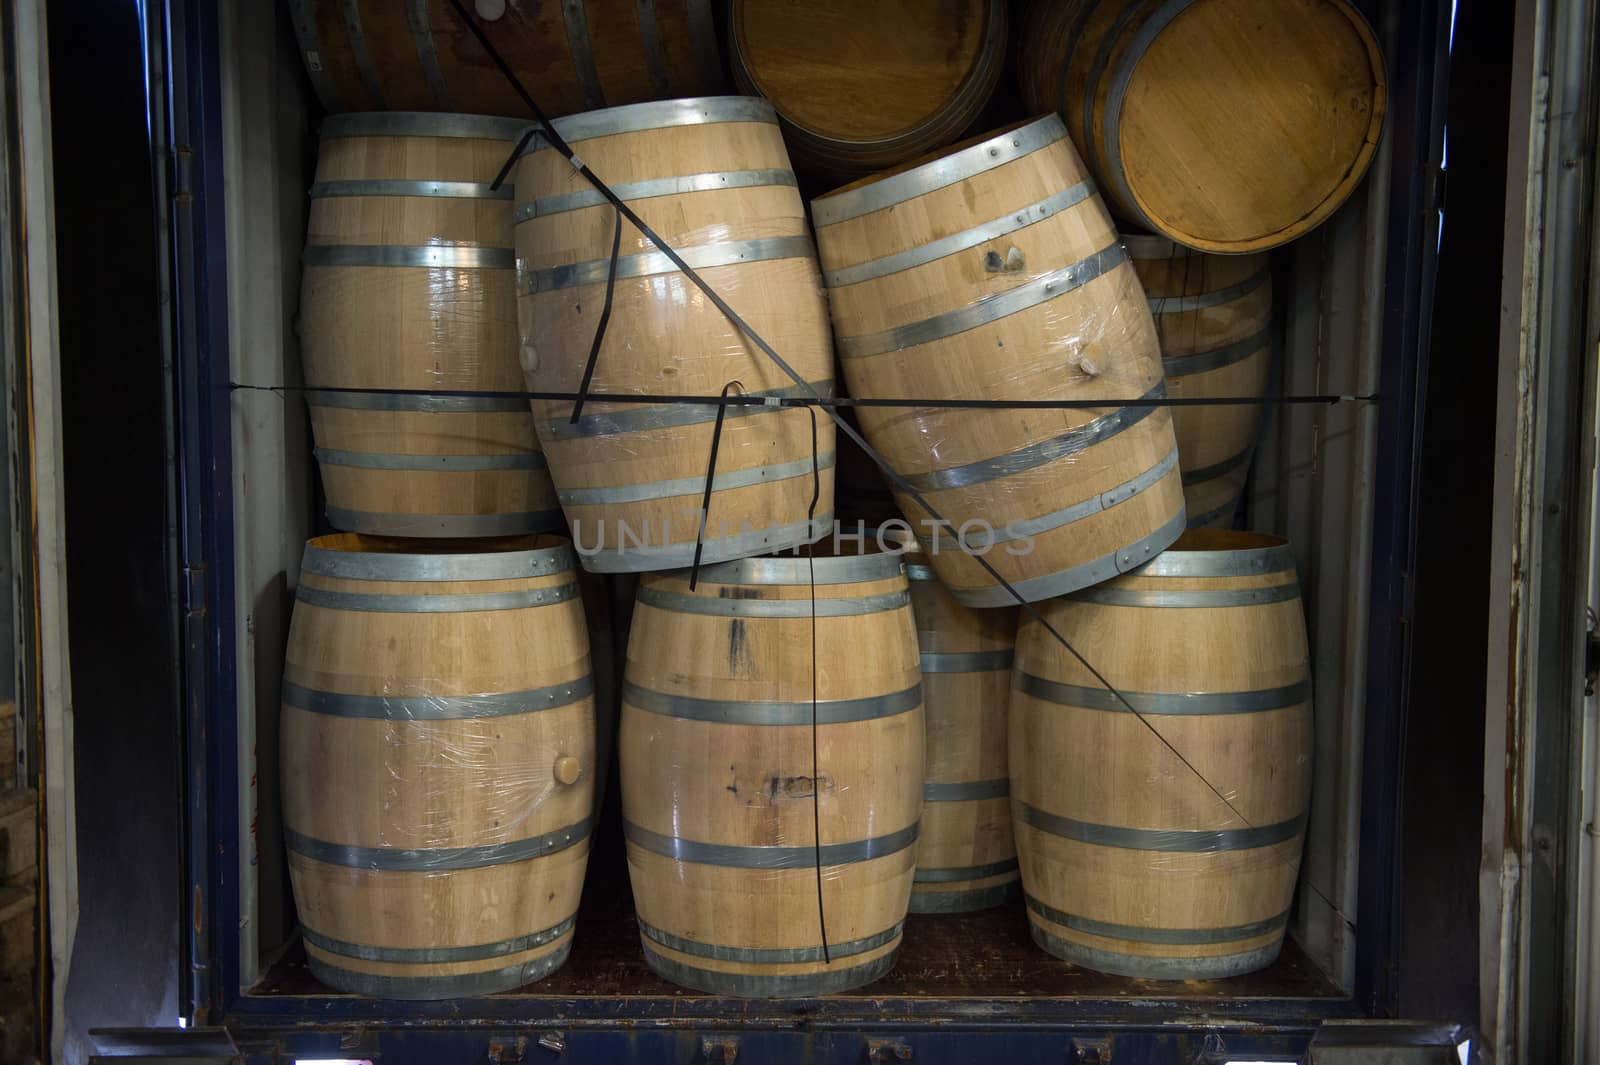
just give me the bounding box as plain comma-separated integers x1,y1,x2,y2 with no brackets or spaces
1111,0,1386,253
733,0,989,138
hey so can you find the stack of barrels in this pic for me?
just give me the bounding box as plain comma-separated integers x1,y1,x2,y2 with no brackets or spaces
279,0,1383,999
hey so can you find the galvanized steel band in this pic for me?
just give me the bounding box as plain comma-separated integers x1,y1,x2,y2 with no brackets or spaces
913,856,1021,884
296,581,579,614
1178,447,1255,487
1133,538,1295,579
1028,924,1281,981
521,234,815,293
528,96,778,149
307,943,572,1001
683,546,903,586
314,447,545,472
943,508,1187,609
926,446,1178,547
899,380,1165,493
561,0,605,110
310,179,512,200
574,514,831,574
1161,325,1272,378
1025,894,1289,946
405,0,453,110
1121,233,1186,259
302,540,575,581
822,182,1096,287
517,168,797,221
339,0,387,108
304,244,515,269
836,243,1130,359
634,0,670,95
287,816,593,871
1067,581,1301,609
1013,672,1311,716
810,115,1067,226
307,388,530,413
909,880,1022,913
635,583,909,619
923,778,1009,802
639,947,897,998
539,379,833,441
623,819,918,869
636,920,900,965
304,913,577,964
320,111,532,141
1012,801,1307,852
557,452,834,506
919,649,1014,674
282,674,594,721
286,0,343,113
623,680,921,726
1080,0,1145,210
1148,270,1271,315
324,507,566,538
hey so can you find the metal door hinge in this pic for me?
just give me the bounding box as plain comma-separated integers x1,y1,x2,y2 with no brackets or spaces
701,1035,738,1063
868,1038,912,1062
1072,1036,1111,1063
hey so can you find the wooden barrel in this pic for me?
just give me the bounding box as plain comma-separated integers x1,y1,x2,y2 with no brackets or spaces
515,97,836,572
1018,0,1386,253
300,112,560,537
811,115,1186,609
1126,234,1273,529
620,546,922,995
904,551,1019,913
1009,530,1312,978
280,534,595,998
287,0,726,120
727,0,1008,182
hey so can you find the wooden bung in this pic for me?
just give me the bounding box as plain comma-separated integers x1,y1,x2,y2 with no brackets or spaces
1010,529,1313,979
1018,0,1387,253
514,97,836,573
811,116,1186,608
288,0,726,120
300,112,560,537
280,534,595,998
620,545,922,995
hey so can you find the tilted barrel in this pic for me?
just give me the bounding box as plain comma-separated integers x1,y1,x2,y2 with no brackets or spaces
281,534,595,998
1018,0,1386,253
515,97,836,572
299,112,560,537
287,0,726,120
1010,530,1312,978
620,546,922,995
904,551,1020,913
1126,234,1273,529
727,0,1007,182
812,115,1185,608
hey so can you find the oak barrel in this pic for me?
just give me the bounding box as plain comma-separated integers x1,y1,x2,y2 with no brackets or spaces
904,550,1020,913
1018,0,1386,253
287,0,726,120
811,115,1186,608
1009,530,1312,978
728,0,1008,182
1126,234,1273,529
300,112,560,537
281,534,595,998
620,545,922,995
515,97,836,572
